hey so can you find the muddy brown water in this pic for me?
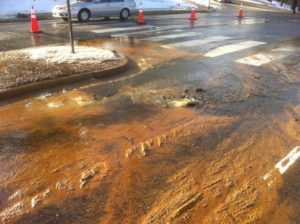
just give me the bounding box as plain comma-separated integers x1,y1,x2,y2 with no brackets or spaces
0,38,300,224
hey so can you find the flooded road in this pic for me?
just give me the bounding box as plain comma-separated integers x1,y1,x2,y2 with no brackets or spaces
1,8,300,224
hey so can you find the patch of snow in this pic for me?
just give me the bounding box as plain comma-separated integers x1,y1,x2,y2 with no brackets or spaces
187,0,222,9
269,0,292,11
139,0,221,10
21,46,119,64
240,0,292,11
239,0,264,5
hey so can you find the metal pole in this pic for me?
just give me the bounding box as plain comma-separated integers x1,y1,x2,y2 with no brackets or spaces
208,0,210,9
67,0,75,53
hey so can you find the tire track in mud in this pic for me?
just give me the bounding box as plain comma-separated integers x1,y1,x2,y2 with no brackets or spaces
138,101,300,224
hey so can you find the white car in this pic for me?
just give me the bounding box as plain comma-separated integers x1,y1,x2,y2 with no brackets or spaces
52,0,137,22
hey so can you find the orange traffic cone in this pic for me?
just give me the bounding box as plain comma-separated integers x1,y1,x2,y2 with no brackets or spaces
31,5,40,33
137,2,145,25
189,7,197,20
237,4,244,19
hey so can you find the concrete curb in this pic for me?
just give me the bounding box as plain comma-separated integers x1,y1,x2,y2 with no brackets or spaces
0,57,128,100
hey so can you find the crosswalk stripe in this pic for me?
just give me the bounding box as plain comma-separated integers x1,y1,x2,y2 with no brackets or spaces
91,25,155,34
111,29,163,38
111,27,187,38
142,33,198,41
236,47,299,66
204,41,266,57
236,53,272,66
161,36,232,48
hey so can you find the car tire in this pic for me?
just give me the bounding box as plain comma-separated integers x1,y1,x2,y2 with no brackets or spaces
62,18,68,22
78,9,91,22
120,8,130,21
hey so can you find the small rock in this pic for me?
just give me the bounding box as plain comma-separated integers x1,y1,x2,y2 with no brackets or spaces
196,88,205,93
139,143,147,157
225,179,234,187
31,195,41,208
145,139,153,148
80,181,87,189
80,167,99,188
81,167,99,182
125,146,136,158
42,189,51,197
172,98,193,108
157,136,162,147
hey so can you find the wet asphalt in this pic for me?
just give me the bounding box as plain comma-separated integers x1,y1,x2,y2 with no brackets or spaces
0,3,300,224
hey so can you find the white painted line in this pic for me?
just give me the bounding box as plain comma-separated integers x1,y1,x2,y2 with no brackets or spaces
111,27,186,38
236,53,272,66
91,25,155,34
275,146,300,174
204,41,266,58
236,47,298,66
263,146,300,189
271,46,300,52
142,33,198,42
111,29,161,37
234,19,267,25
161,36,231,48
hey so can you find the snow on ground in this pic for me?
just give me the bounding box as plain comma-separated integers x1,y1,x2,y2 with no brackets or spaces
268,0,292,11
140,0,221,10
0,0,220,17
239,0,264,5
241,0,293,11
187,0,222,8
20,46,119,64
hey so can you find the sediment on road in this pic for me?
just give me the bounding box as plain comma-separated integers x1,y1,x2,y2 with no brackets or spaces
0,45,128,100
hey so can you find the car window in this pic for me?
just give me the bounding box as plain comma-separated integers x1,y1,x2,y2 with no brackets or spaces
94,0,110,3
74,0,92,2
110,0,124,2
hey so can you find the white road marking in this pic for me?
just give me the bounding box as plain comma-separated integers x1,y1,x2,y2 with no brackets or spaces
263,146,300,188
111,29,162,37
204,41,266,57
236,47,299,66
91,25,155,34
234,18,267,25
142,32,198,41
161,36,231,48
275,146,300,174
111,27,186,38
236,53,272,66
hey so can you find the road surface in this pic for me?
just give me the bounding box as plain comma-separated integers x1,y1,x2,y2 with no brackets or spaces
0,4,300,224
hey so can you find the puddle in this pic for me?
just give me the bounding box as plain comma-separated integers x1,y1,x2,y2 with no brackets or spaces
77,37,197,71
